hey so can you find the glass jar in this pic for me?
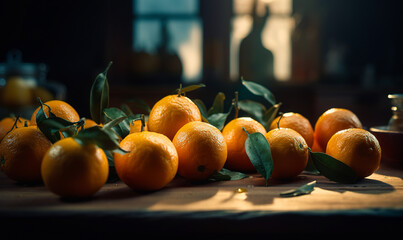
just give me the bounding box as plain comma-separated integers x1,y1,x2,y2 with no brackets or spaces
388,94,403,132
0,49,48,87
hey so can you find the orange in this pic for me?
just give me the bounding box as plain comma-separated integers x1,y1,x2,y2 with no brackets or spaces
270,112,314,147
265,128,309,180
84,118,99,129
326,128,381,179
32,86,54,103
0,126,52,182
30,100,80,125
129,119,148,134
314,108,362,151
0,117,29,141
173,121,227,181
222,117,267,172
1,77,32,107
114,131,178,191
148,94,201,140
311,138,324,152
41,137,109,198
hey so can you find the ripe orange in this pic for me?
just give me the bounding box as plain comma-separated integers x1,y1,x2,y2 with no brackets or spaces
311,138,324,152
84,118,98,129
0,117,29,141
326,128,381,179
265,128,309,180
222,117,267,172
0,126,52,182
41,137,109,198
314,108,362,151
173,121,227,181
129,119,148,134
30,100,80,125
32,86,54,103
0,77,32,107
270,112,314,147
114,131,178,191
147,95,201,140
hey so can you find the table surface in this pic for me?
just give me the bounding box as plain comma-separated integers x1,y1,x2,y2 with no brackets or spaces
1,165,403,236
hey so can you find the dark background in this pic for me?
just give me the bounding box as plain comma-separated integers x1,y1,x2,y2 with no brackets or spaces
1,0,403,127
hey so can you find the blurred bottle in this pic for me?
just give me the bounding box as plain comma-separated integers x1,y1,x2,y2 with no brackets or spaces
388,94,403,132
239,3,274,84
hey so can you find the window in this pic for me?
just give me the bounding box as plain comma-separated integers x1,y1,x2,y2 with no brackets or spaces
132,0,202,83
230,0,294,82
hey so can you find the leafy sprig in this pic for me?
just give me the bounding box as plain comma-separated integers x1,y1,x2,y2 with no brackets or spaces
193,92,233,131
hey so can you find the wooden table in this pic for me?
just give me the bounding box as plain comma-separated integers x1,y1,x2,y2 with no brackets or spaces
1,166,403,237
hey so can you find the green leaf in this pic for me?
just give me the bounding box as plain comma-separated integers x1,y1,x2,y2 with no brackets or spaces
74,126,128,154
90,62,112,124
37,117,79,143
207,92,225,116
193,99,208,119
208,168,249,182
35,99,85,143
218,168,249,180
243,128,273,186
207,105,233,131
38,119,68,143
120,104,134,116
238,100,266,124
242,78,276,106
175,84,206,95
103,107,131,138
309,150,359,183
280,180,316,198
303,148,320,175
35,99,57,124
103,115,128,131
263,102,282,130
104,150,115,167
127,98,151,114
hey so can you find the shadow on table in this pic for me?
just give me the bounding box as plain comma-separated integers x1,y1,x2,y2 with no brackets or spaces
317,177,395,194
96,178,220,207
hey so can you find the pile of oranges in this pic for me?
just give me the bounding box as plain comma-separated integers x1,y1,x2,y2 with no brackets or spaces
0,78,382,199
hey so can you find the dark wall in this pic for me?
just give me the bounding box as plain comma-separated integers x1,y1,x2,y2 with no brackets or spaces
1,0,403,120
0,0,110,116
293,0,403,85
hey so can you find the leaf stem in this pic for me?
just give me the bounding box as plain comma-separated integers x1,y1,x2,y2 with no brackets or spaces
37,97,48,118
177,83,182,97
242,127,250,136
6,116,21,136
76,118,86,135
277,112,284,129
